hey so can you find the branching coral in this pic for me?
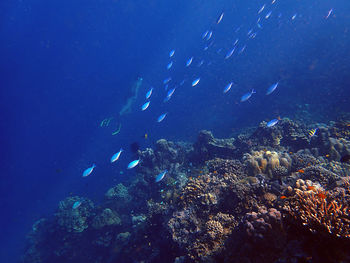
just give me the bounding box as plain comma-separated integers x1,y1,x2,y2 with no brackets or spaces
284,182,350,238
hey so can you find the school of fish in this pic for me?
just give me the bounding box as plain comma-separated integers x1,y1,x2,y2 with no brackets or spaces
81,2,335,180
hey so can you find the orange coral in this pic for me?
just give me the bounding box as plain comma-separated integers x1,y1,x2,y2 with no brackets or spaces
284,186,350,238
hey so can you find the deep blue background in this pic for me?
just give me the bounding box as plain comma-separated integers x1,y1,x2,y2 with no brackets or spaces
1,0,349,262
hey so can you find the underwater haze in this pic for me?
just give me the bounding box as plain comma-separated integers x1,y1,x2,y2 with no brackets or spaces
1,0,350,262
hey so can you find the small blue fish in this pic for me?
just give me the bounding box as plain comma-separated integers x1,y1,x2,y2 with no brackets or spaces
163,77,172,85
167,61,173,70
238,45,246,54
141,101,150,111
202,30,209,39
234,38,239,45
223,82,233,93
146,88,153,99
82,164,96,177
169,49,175,57
267,119,279,127
180,79,186,86
325,8,333,19
225,47,235,59
265,11,272,19
127,159,140,169
192,77,200,87
266,82,279,95
206,31,213,40
257,23,262,29
258,4,265,14
216,12,224,24
164,88,175,102
155,170,168,182
186,57,193,67
292,13,297,20
240,89,256,102
157,113,167,122
197,60,204,67
111,148,123,163
72,201,82,209
249,32,257,39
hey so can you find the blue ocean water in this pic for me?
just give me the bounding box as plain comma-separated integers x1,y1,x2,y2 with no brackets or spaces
0,0,349,262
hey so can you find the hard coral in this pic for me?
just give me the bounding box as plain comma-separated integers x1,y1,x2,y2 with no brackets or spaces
92,208,121,229
105,183,131,202
284,182,350,239
55,196,94,233
191,130,237,163
244,150,292,178
244,207,283,242
168,210,237,262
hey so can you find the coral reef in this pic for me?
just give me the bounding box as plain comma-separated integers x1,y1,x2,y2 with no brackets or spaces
55,196,95,233
92,208,121,229
22,119,350,263
244,150,292,178
251,118,309,150
105,183,131,202
190,130,237,163
283,180,350,239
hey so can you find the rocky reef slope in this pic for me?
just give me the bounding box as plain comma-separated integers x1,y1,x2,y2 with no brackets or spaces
22,119,350,263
